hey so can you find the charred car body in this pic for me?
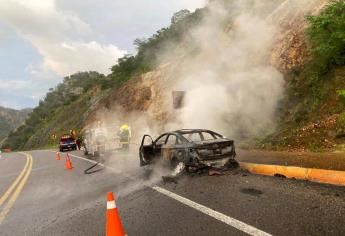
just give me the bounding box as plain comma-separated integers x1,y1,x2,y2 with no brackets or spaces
139,129,237,175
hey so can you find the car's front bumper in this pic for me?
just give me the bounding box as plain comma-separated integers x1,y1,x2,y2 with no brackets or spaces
199,156,232,168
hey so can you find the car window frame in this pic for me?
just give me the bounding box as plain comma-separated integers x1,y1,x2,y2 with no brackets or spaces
183,132,202,142
166,134,181,145
200,131,218,140
154,134,168,146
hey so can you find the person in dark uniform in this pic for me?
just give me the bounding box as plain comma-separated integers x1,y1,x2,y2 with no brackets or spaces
76,137,82,150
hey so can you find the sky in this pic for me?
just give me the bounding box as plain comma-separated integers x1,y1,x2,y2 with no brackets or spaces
0,0,206,109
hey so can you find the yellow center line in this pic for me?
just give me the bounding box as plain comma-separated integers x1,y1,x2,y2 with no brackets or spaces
0,152,33,225
0,153,30,207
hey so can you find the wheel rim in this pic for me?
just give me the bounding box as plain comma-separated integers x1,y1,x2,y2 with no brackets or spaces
171,162,185,176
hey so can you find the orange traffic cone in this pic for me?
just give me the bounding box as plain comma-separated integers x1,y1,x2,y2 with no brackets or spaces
106,192,126,236
65,153,73,170
56,152,61,160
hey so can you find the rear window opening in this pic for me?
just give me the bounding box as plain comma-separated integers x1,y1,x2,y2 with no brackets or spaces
183,133,202,142
182,131,222,142
202,132,218,140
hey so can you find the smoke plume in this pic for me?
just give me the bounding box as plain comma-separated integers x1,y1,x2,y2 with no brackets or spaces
161,0,286,141
82,0,328,195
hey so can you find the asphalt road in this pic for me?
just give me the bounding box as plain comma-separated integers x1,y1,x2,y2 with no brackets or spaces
1,150,345,236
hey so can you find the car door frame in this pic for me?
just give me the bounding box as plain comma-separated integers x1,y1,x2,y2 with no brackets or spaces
139,134,154,166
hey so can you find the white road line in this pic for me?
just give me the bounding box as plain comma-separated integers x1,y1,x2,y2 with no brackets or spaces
68,153,105,167
152,186,272,236
48,150,105,167
50,151,272,236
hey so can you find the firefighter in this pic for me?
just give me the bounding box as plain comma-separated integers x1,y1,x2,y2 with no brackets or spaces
70,129,76,139
76,137,82,150
119,124,131,150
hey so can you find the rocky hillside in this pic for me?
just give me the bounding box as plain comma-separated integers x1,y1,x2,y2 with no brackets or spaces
87,0,335,148
2,72,109,150
5,0,345,152
0,106,32,144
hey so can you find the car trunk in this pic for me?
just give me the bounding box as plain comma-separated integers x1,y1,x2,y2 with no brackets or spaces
194,139,234,160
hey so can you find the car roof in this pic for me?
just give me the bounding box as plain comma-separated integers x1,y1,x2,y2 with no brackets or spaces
173,129,215,134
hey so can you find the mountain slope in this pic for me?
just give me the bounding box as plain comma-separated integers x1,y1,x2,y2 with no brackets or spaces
2,72,109,150
4,0,345,152
0,106,32,144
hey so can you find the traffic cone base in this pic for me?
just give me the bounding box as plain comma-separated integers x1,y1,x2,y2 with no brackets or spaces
106,192,125,236
56,152,61,160
65,153,73,170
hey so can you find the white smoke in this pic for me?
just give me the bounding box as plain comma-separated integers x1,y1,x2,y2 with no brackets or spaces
71,0,332,199
160,0,285,140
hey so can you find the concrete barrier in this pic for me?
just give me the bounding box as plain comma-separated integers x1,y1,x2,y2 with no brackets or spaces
239,162,345,186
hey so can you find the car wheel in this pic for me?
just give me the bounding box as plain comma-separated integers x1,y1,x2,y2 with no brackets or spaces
227,159,239,169
170,158,186,177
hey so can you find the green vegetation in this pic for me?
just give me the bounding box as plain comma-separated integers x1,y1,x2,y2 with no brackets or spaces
107,9,205,88
306,0,345,76
2,72,106,150
4,1,345,152
1,9,206,150
337,89,345,104
267,1,345,151
0,107,32,145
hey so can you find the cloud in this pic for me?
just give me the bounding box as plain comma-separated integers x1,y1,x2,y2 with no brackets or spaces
34,40,126,75
0,66,61,109
173,0,207,10
0,0,207,108
56,0,207,52
0,0,126,76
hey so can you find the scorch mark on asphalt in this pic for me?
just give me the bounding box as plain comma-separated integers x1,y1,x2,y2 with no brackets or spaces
50,151,272,236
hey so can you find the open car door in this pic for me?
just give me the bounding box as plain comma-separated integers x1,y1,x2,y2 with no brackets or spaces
139,135,154,166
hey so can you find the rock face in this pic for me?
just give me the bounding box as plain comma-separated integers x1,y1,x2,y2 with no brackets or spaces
87,0,330,133
269,0,329,73
87,64,177,134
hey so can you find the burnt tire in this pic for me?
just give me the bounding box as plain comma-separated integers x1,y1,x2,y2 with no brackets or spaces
227,159,239,169
170,158,186,177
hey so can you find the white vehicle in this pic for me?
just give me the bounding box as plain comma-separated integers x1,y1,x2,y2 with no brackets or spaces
83,125,130,156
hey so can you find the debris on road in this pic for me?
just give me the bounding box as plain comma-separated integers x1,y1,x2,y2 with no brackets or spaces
84,162,104,174
274,173,286,178
162,176,178,184
208,169,223,176
240,188,263,196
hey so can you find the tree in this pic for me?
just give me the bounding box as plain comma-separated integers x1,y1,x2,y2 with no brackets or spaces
306,0,345,74
171,9,191,24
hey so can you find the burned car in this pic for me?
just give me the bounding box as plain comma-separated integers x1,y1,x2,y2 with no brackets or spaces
139,129,237,176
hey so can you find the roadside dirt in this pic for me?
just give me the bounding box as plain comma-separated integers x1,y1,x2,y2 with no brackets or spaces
237,149,345,171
